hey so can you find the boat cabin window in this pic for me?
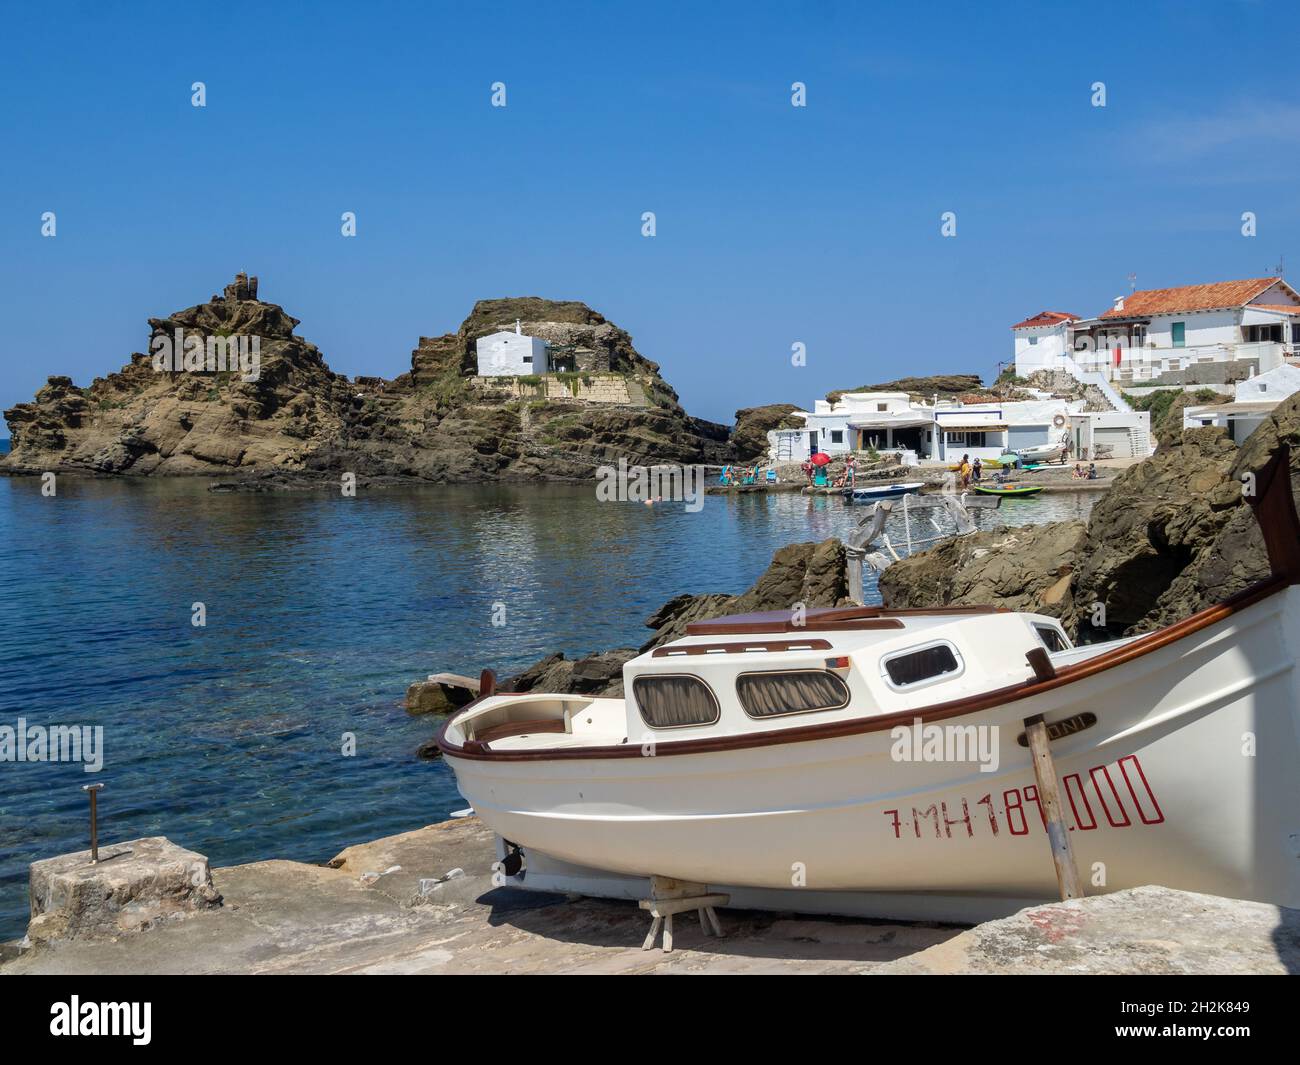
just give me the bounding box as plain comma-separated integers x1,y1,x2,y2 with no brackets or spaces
881,642,962,689
735,670,851,719
632,675,720,729
1034,624,1071,653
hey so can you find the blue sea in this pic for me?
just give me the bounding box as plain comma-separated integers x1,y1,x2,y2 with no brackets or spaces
0,476,1102,939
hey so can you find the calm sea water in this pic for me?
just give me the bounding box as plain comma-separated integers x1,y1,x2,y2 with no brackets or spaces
0,476,1102,939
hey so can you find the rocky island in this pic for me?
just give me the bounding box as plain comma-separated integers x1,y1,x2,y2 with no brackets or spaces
1,274,731,486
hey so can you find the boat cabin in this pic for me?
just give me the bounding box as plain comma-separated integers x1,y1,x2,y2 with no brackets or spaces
443,605,1084,753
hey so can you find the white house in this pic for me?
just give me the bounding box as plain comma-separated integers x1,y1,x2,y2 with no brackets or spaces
475,320,550,376
1181,363,1300,445
932,398,1084,462
1011,311,1080,376
1014,277,1300,385
769,390,1095,464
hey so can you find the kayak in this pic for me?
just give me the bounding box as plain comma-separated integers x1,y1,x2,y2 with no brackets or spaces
972,484,1045,497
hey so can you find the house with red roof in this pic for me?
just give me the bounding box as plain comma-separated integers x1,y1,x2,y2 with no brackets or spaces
1013,277,1300,385
1010,311,1080,377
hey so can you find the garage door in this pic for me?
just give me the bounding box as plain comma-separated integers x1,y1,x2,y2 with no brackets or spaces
1008,425,1050,449
1093,426,1132,458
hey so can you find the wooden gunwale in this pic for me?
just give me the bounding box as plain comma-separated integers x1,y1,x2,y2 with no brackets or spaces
652,639,834,657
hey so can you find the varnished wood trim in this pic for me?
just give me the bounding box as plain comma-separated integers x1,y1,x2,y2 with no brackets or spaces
1026,647,1057,682
686,616,905,636
474,718,568,744
652,639,834,657
684,604,1003,636
436,574,1288,762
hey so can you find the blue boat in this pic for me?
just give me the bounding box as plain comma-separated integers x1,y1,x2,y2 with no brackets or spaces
843,481,925,502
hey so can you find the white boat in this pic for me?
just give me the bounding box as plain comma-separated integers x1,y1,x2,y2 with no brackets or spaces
1014,435,1069,465
438,447,1300,922
844,481,925,501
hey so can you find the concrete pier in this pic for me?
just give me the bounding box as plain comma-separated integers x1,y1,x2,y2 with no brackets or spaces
4,818,1296,974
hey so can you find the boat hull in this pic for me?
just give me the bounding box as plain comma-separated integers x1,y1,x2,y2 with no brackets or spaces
446,587,1300,913
972,485,1044,497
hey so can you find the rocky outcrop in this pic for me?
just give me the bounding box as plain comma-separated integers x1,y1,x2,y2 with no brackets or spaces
877,886,1300,975
730,403,804,462
882,395,1300,639
1156,390,1232,449
405,297,667,387
4,276,355,475
499,539,851,698
879,521,1087,622
827,374,985,404
2,276,730,483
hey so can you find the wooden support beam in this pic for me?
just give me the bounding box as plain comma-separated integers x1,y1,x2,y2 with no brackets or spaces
639,876,729,952
1025,647,1057,683
1023,713,1084,902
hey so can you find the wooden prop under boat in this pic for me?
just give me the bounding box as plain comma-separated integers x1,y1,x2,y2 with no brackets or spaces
438,446,1300,922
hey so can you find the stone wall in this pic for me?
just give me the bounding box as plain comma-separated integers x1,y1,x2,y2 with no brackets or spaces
470,373,648,407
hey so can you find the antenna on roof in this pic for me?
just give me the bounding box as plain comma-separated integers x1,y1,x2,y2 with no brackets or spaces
1127,272,1137,292
1267,255,1285,278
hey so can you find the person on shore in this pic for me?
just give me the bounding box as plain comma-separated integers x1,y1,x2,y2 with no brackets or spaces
833,456,857,489
801,459,814,485
1071,463,1085,480
972,457,982,483
1087,463,1098,480
845,455,856,487
959,453,971,488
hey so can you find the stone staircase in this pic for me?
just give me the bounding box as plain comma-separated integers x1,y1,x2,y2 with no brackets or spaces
1058,354,1131,412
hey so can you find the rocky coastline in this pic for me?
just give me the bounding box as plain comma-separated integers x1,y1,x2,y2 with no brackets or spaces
1,274,732,487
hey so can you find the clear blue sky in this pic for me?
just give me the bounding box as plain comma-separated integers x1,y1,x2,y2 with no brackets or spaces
2,0,1296,424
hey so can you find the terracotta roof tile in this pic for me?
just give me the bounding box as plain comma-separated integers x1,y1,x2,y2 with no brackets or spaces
1010,310,1079,330
1099,278,1280,318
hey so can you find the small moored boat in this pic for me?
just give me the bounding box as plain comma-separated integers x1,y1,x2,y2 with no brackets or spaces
438,447,1300,922
843,481,925,501
972,483,1045,498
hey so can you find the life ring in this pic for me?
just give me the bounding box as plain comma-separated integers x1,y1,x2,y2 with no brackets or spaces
1052,413,1067,428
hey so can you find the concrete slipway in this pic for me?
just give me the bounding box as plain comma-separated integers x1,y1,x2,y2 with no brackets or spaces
2,817,1297,975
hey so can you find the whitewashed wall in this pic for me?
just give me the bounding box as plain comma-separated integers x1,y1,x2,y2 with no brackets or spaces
475,331,549,376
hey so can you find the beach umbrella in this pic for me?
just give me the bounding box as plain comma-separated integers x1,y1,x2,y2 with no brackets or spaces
810,452,831,466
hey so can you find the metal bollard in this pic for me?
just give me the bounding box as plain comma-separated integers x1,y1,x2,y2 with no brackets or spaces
81,783,104,864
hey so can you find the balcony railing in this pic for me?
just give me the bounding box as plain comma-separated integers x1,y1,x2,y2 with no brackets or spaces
1070,341,1291,382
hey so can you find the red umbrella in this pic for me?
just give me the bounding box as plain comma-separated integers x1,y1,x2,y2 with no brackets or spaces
810,452,832,466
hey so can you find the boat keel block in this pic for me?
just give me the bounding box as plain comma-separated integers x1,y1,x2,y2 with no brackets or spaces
639,876,729,952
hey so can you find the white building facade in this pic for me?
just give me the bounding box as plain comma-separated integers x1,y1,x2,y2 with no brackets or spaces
1181,363,1300,445
1013,278,1300,386
475,321,550,376
767,391,1122,463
